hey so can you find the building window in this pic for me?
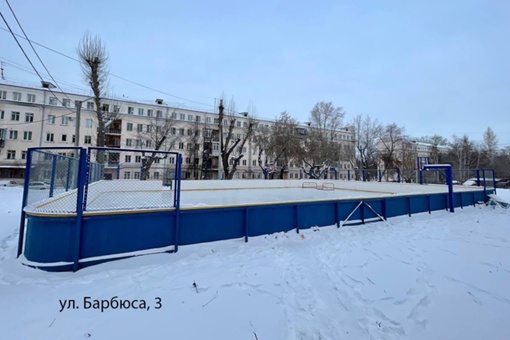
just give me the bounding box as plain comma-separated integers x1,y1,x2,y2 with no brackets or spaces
21,151,27,160
237,121,241,127
242,160,247,165
196,116,201,122
243,122,247,128
138,108,144,116
72,135,76,143
125,155,131,162
84,135,92,144
179,128,184,135
27,94,36,103
23,131,32,140
135,156,141,163
0,110,4,119
113,105,120,113
147,109,153,117
135,139,142,148
154,158,160,164
101,104,109,112
187,129,192,136
185,158,191,164
137,124,143,132
47,115,55,124
153,172,159,179
186,143,192,150
180,113,185,120
0,91,6,99
156,110,162,118
187,114,193,121
85,119,93,128
61,134,67,142
146,125,152,133
46,133,54,142
126,123,133,131
62,98,70,107
61,116,69,125
9,130,18,140
49,97,57,105
146,140,152,148
206,117,211,124
87,102,94,110
12,92,21,101
11,111,20,121
252,160,256,166
7,150,16,159
25,113,34,122
128,107,134,114
178,143,184,150
126,139,132,147
124,172,131,179
134,172,140,179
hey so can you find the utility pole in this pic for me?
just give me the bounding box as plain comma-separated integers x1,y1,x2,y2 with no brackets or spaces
218,99,224,180
74,100,82,147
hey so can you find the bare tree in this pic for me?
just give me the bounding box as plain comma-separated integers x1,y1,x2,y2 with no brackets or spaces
449,134,481,180
138,109,177,180
77,32,109,160
482,126,498,167
184,119,202,179
379,123,405,177
297,101,345,179
217,98,256,180
351,113,383,179
256,111,299,179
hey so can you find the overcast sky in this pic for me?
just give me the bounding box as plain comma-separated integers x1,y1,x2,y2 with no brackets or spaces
1,0,509,147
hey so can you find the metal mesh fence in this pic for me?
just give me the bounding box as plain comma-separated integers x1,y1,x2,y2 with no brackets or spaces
84,148,180,212
25,148,81,213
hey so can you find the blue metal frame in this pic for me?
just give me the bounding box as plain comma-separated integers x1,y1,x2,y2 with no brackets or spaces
423,164,454,213
73,148,87,272
18,146,83,258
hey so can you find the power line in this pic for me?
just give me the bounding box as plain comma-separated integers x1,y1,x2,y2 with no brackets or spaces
5,0,76,106
0,26,216,109
0,9,80,126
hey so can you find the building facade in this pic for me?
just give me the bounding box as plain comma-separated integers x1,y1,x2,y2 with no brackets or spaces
0,82,355,182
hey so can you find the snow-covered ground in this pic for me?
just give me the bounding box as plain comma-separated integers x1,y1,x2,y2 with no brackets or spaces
1,185,509,339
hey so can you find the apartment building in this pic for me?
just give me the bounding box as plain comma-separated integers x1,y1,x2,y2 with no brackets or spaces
0,82,355,181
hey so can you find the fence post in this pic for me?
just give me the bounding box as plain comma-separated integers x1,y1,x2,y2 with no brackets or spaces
482,169,487,202
491,169,497,195
397,169,401,183
82,150,90,211
73,148,88,272
446,166,455,212
66,158,72,191
49,155,57,198
17,148,34,258
174,154,183,252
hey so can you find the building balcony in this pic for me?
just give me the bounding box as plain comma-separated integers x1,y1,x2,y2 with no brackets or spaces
105,128,122,135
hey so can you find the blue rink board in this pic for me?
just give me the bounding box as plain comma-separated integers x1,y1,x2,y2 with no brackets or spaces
22,188,490,272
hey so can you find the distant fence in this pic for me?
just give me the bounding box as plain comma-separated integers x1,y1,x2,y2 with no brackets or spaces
333,168,497,186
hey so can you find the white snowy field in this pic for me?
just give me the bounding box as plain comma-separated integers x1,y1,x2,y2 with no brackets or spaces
1,186,510,340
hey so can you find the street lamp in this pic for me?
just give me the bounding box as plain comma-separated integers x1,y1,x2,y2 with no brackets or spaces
38,81,56,147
